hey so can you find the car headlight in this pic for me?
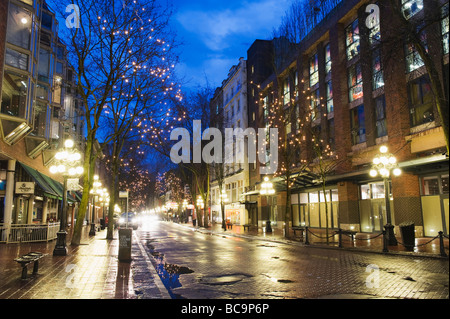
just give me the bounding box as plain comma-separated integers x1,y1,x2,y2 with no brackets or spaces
119,218,125,224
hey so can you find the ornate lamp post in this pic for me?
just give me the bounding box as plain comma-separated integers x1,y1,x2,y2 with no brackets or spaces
49,139,83,256
196,195,204,226
89,175,103,236
99,189,110,230
369,145,401,245
219,189,228,230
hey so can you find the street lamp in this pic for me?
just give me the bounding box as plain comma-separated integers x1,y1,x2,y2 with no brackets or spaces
260,176,275,195
99,188,110,230
369,145,401,245
219,189,228,230
89,175,103,236
260,176,275,232
49,138,84,256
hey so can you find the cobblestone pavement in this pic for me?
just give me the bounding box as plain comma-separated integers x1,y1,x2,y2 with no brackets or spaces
140,220,449,299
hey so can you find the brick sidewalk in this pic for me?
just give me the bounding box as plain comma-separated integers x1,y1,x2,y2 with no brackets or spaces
187,222,449,258
0,226,170,299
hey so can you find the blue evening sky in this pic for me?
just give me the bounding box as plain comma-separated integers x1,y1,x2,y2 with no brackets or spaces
169,0,291,91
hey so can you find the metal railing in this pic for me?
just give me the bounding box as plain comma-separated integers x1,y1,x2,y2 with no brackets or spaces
0,223,60,243
301,226,449,257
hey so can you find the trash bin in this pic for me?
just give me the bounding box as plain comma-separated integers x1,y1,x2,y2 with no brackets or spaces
399,222,415,251
118,228,132,261
100,218,105,230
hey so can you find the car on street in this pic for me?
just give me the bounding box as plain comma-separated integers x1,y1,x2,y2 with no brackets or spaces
117,212,140,230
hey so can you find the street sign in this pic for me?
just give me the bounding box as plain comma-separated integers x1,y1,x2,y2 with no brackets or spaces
119,191,129,198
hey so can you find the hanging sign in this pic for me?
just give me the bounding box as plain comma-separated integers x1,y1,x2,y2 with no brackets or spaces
15,182,35,194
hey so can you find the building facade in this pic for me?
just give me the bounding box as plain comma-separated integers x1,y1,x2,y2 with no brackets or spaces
236,0,448,237
0,0,85,242
210,57,250,225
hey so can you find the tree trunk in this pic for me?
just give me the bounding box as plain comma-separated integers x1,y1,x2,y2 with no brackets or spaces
71,136,94,245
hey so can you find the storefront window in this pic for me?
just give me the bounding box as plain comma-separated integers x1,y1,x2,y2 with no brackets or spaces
348,63,363,102
346,19,360,61
422,176,440,195
420,174,449,236
0,71,28,118
442,175,449,194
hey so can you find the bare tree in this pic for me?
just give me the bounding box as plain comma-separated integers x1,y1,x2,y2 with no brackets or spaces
53,0,178,245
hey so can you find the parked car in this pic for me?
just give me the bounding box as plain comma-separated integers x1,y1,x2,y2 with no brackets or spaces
118,212,140,230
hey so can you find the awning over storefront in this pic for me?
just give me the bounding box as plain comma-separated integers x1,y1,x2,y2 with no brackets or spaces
20,162,60,199
19,162,78,202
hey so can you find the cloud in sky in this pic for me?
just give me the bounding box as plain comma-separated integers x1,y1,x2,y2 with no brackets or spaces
172,0,290,89
176,0,289,51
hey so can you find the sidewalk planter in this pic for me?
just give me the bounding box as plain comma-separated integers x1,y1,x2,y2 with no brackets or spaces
400,222,415,251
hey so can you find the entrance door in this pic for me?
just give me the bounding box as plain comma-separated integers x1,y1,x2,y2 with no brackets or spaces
371,199,385,232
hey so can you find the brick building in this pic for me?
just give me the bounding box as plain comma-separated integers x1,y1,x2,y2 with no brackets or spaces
242,0,449,237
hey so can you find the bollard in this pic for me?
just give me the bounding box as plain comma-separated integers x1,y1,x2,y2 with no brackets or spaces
439,231,447,257
338,229,343,248
305,226,310,245
382,230,388,253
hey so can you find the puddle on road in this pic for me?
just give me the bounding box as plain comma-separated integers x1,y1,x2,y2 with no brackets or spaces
199,273,252,285
143,236,194,299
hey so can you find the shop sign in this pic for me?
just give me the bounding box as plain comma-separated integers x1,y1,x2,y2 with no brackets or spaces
15,182,35,194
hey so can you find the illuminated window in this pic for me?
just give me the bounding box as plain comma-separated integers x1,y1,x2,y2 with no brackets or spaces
326,81,333,113
6,2,32,50
0,71,28,118
348,63,363,102
283,78,290,106
309,53,319,86
372,48,384,90
442,4,449,55
310,89,320,121
325,44,331,75
402,0,423,20
346,19,360,61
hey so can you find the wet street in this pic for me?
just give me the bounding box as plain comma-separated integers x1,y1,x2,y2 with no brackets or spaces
138,219,449,299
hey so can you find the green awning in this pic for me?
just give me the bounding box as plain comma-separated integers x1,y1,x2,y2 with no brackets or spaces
19,162,78,202
19,162,60,199
40,173,77,203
